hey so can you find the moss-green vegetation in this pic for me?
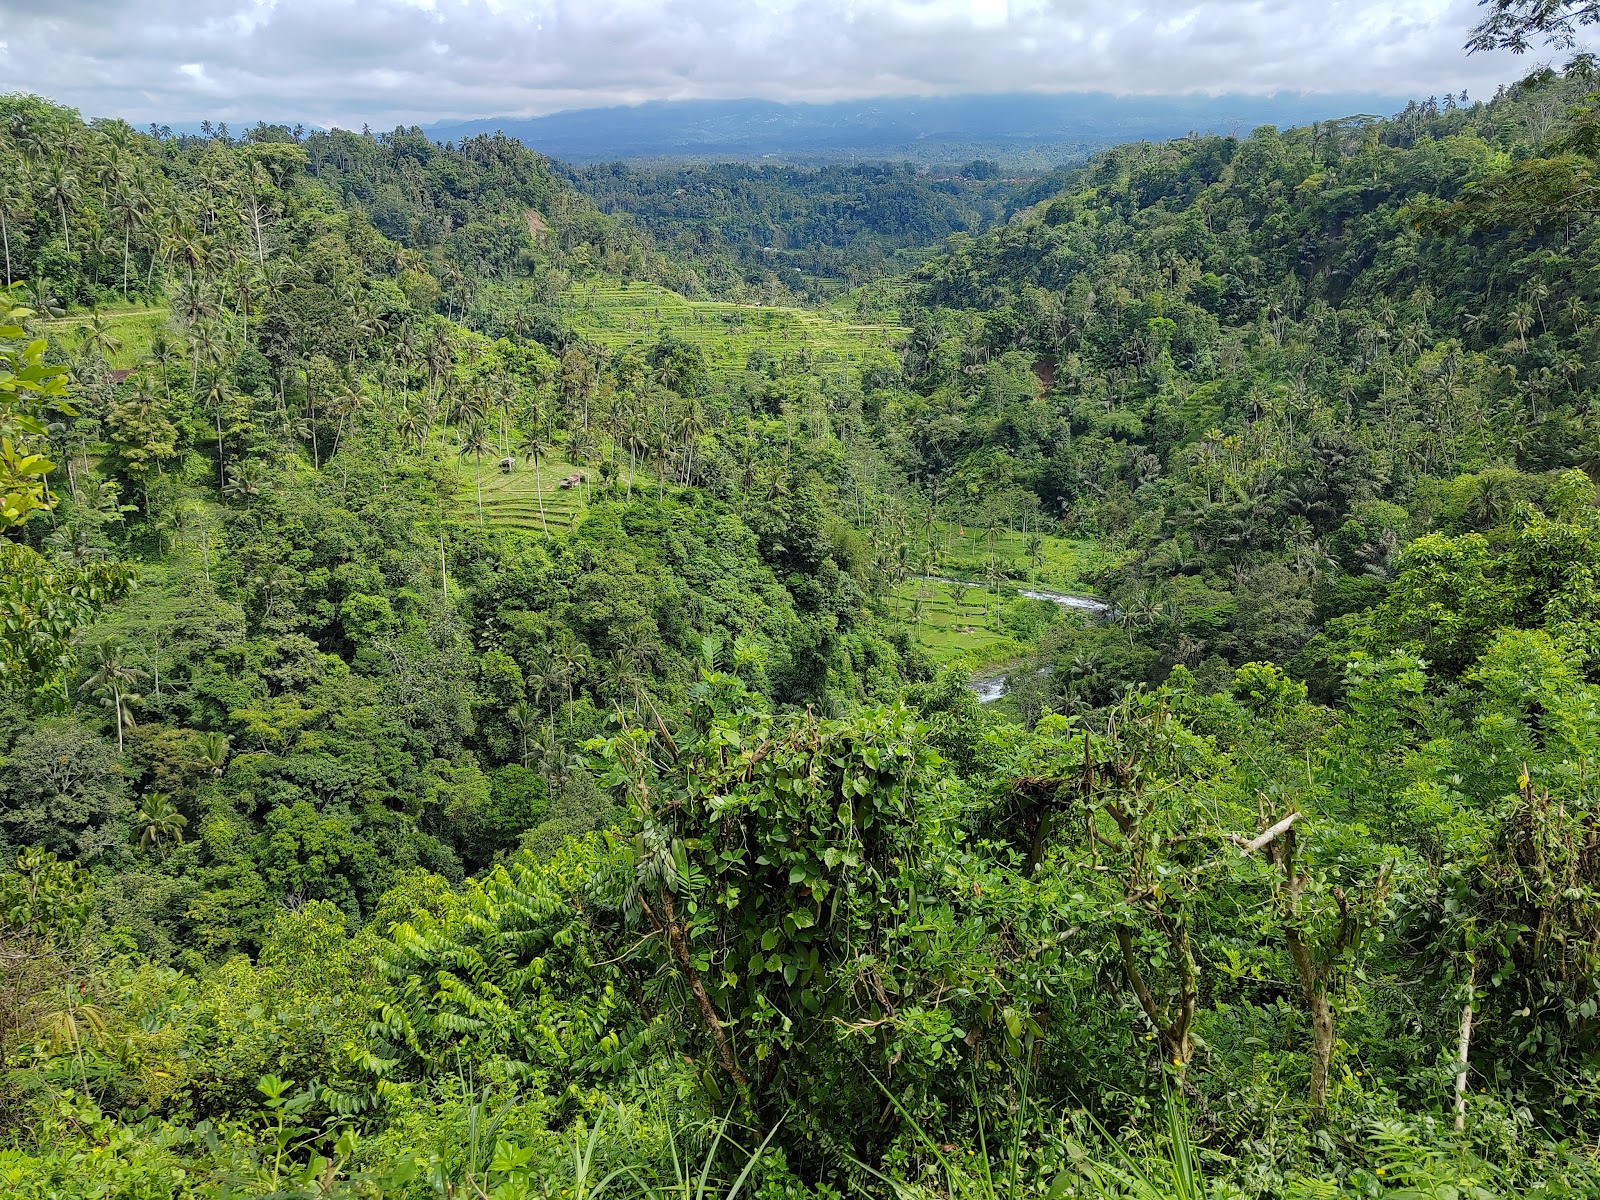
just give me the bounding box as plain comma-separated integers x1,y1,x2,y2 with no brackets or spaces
11,63,1600,1199
925,524,1112,591
40,306,169,369
889,578,1023,665
565,279,903,375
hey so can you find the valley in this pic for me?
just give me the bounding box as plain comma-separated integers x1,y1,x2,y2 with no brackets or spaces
5,57,1600,1199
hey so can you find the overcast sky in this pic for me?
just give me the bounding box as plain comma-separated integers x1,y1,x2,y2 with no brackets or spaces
0,0,1537,129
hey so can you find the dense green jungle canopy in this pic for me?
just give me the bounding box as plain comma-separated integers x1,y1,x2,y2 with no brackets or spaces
563,160,1062,299
6,61,1600,1199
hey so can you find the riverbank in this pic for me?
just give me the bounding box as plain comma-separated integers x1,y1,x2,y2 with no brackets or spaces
885,573,1107,703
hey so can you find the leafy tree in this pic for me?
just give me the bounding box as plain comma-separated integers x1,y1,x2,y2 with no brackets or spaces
0,286,68,529
0,718,130,862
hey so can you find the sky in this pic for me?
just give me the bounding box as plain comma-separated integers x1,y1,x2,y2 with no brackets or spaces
0,0,1537,129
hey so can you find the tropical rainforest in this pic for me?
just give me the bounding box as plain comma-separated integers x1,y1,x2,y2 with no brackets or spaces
8,34,1600,1200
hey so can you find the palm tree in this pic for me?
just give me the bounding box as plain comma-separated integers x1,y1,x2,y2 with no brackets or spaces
329,378,368,461
147,328,182,404
1024,533,1044,582
1508,301,1535,351
678,399,707,483
459,419,494,528
946,581,967,622
530,723,563,794
517,426,551,535
424,329,455,409
553,634,588,706
0,169,26,286
109,185,149,300
82,310,123,362
135,793,187,851
202,372,235,490
23,277,64,319
223,460,262,504
507,700,536,769
565,427,596,505
196,731,230,777
43,162,81,250
396,404,423,452
86,642,145,752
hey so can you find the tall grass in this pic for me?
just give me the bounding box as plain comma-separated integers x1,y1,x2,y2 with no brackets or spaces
857,1069,1208,1200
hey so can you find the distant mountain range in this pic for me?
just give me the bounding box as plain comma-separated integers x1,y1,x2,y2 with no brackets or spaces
423,92,1410,167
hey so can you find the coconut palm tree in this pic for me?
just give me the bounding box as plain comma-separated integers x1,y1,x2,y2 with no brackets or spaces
507,700,536,769
201,370,235,490
135,793,188,852
552,634,588,706
517,426,551,535
43,162,81,250
1024,532,1044,582
223,461,262,504
396,404,423,453
86,642,145,752
565,427,596,505
0,169,26,286
459,419,494,528
109,185,149,300
23,277,64,319
196,731,230,777
81,310,123,362
677,399,707,484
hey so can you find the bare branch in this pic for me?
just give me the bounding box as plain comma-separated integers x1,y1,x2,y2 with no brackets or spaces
1228,810,1302,856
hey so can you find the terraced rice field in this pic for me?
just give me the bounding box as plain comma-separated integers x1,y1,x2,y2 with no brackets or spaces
929,525,1111,592
889,578,1024,666
455,456,592,532
564,280,904,375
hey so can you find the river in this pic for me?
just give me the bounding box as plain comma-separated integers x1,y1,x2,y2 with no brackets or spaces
907,577,1106,703
910,575,1107,616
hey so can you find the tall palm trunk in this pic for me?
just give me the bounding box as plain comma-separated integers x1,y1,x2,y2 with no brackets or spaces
533,453,548,535
474,450,484,528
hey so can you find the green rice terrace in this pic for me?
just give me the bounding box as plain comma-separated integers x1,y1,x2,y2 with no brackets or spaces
890,528,1110,666
564,279,904,374
453,454,592,532
40,304,169,368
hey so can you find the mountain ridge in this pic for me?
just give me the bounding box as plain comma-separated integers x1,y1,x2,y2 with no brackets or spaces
422,90,1412,165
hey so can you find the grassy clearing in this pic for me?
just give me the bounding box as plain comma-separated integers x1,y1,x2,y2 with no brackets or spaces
889,579,1028,667
888,530,1110,666
929,525,1111,593
564,280,904,375
452,454,595,533
40,305,169,370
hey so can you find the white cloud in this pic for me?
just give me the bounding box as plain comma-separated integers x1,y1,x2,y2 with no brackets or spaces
0,0,1534,127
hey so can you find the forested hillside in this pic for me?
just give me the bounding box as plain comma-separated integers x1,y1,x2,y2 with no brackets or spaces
6,64,1600,1199
565,160,1061,298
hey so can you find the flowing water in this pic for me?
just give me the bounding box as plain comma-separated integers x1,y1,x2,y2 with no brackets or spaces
907,577,1106,702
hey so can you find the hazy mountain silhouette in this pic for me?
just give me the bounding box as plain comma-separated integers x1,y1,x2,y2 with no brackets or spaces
424,92,1405,165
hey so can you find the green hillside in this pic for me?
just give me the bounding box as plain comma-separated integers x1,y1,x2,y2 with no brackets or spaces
565,278,903,372
456,454,590,531
12,53,1600,1199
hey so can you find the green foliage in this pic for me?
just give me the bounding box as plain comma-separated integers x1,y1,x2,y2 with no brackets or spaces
0,286,69,528
373,839,646,1090
10,63,1600,1200
0,847,93,945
